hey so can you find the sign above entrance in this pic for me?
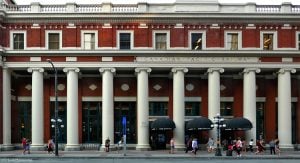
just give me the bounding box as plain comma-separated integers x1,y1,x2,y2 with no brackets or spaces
135,57,259,63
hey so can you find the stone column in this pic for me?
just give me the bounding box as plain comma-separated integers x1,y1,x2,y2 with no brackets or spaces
2,67,14,150
28,68,44,150
243,68,260,143
208,68,224,140
135,68,151,150
63,68,80,151
278,68,296,148
172,68,188,149
99,68,116,149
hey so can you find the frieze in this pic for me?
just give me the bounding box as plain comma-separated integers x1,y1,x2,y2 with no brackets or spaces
135,57,259,63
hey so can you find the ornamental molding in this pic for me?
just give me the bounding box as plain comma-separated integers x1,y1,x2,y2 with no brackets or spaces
136,57,259,63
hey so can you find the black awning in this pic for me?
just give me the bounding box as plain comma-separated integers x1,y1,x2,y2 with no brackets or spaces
186,117,213,130
224,117,253,130
150,117,176,130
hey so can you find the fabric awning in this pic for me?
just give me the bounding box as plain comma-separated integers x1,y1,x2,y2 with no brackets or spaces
150,117,176,130
224,117,253,130
186,117,213,130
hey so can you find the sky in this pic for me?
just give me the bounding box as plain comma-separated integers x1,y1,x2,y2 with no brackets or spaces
12,0,300,5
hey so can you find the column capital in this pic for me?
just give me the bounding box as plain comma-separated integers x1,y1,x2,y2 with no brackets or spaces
63,67,80,73
278,68,296,74
99,67,116,74
171,67,188,73
243,68,260,74
207,68,224,74
27,67,44,73
135,67,152,74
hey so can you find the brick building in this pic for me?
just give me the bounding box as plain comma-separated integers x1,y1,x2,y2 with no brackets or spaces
1,0,300,151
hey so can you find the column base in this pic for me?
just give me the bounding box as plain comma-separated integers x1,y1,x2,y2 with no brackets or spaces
174,144,186,151
64,144,81,151
30,144,46,151
136,144,150,151
1,144,15,151
279,144,294,150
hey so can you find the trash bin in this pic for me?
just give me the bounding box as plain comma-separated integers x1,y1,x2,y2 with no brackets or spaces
226,150,233,156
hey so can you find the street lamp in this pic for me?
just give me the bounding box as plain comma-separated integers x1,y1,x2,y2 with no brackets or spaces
47,59,59,156
211,113,226,156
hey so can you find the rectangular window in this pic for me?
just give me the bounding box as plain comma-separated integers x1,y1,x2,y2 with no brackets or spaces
298,34,300,50
13,33,24,50
119,33,131,50
185,102,200,116
83,33,95,50
48,33,60,50
191,33,202,50
155,33,167,50
220,102,233,117
149,102,168,116
263,34,273,50
226,33,238,50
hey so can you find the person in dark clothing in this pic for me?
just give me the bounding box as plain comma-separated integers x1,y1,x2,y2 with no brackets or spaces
185,138,192,153
269,139,276,155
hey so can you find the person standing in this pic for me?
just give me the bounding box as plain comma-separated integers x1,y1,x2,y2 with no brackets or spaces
169,137,175,154
47,139,54,154
22,138,27,154
249,139,254,152
185,137,192,153
191,138,198,155
275,138,280,155
269,139,276,155
207,137,214,153
105,137,110,152
25,139,31,154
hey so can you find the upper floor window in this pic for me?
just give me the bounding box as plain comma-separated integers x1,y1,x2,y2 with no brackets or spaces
191,33,202,50
13,33,24,50
263,33,273,50
48,33,60,50
119,33,131,50
155,33,167,50
298,33,300,50
226,33,238,50
83,33,96,50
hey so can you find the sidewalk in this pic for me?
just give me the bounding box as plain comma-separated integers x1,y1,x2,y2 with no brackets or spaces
1,150,300,159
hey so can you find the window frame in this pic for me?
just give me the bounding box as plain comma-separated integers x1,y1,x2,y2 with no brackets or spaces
260,31,277,50
10,31,27,50
188,30,206,50
45,30,62,50
296,32,300,50
224,31,242,50
81,30,98,50
152,30,170,50
117,30,134,50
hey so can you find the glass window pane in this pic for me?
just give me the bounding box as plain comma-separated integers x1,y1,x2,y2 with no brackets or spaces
192,33,202,50
155,33,167,50
263,34,273,50
149,102,168,116
13,33,24,50
48,33,59,50
227,33,238,50
220,102,233,116
120,33,131,49
185,102,200,116
84,33,95,50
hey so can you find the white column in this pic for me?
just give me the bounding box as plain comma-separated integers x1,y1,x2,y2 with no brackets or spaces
172,68,188,149
278,68,296,148
135,68,151,150
99,68,116,149
208,68,224,140
243,68,260,144
63,68,80,151
28,68,44,150
2,67,14,150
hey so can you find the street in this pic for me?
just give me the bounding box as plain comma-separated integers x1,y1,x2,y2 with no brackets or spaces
0,159,300,163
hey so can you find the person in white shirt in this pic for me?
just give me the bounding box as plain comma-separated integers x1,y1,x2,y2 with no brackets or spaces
249,139,254,152
191,138,198,155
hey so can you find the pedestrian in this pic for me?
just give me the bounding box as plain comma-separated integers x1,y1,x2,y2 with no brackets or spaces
191,138,198,155
25,139,31,154
185,137,192,153
255,139,265,155
169,137,175,154
105,137,110,152
117,137,124,153
275,138,280,155
47,139,54,154
235,137,242,157
269,139,276,155
22,137,27,154
207,137,214,153
249,139,254,152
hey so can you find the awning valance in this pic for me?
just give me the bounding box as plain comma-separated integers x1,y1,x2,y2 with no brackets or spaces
150,117,176,130
224,117,253,130
186,117,213,130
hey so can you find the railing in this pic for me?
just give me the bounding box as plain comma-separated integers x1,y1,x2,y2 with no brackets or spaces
292,6,300,13
41,5,66,12
112,5,138,12
256,5,281,13
76,4,102,12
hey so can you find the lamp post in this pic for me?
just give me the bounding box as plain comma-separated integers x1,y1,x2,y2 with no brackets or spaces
47,59,58,156
211,113,226,156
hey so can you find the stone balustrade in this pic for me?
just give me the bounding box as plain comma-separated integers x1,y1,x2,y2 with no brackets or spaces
1,2,300,14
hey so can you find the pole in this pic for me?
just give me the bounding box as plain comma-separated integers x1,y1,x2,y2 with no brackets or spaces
47,59,59,156
215,114,222,156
